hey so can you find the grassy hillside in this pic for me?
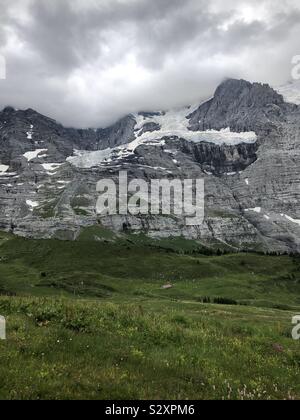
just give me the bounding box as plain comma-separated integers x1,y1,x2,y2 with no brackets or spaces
0,229,300,400
1,229,300,308
0,297,299,400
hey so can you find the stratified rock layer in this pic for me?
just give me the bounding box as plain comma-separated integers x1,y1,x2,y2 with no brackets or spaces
0,78,300,252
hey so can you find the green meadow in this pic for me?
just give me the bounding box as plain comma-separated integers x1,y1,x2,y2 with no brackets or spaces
0,228,299,400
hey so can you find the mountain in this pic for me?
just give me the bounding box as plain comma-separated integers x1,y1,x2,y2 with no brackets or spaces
1,78,300,252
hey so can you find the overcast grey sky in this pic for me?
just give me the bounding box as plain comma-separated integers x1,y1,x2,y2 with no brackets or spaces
0,0,300,128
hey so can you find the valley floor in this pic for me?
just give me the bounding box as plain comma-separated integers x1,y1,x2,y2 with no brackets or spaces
0,229,299,400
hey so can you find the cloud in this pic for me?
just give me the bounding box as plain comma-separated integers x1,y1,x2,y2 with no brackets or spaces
0,0,300,128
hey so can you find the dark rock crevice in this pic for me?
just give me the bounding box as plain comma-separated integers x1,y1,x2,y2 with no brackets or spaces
177,138,258,176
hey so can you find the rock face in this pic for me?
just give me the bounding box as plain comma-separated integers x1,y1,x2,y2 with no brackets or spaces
177,139,258,175
188,79,289,134
0,78,300,253
97,115,137,149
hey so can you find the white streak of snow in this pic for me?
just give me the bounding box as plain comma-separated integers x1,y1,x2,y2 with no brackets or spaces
23,149,48,161
245,207,262,214
41,163,63,176
134,109,257,146
26,200,39,209
67,105,257,169
0,164,9,174
285,215,300,226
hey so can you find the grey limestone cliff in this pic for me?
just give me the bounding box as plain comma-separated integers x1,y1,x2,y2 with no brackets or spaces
0,78,300,252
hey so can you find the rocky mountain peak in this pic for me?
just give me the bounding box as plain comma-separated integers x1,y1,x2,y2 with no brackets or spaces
188,78,288,133
214,78,284,107
2,106,16,115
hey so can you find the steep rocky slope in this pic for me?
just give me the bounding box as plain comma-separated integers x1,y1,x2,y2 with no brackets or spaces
0,78,299,252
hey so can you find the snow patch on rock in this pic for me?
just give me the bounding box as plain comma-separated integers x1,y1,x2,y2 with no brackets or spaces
0,164,9,174
41,163,63,175
285,214,300,226
26,200,39,210
24,149,48,161
68,106,257,169
134,108,257,146
245,207,262,214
